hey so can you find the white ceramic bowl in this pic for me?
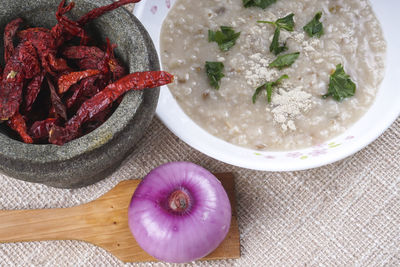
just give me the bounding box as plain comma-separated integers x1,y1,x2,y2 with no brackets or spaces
134,0,400,171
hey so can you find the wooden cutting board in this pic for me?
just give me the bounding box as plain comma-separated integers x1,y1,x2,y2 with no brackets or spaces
0,173,240,263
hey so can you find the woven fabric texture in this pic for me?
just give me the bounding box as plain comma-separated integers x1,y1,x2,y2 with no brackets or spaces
0,116,399,266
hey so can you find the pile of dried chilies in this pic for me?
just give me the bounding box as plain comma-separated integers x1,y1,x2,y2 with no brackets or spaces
0,0,173,145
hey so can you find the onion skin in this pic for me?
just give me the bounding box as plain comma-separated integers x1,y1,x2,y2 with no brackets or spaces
128,162,232,263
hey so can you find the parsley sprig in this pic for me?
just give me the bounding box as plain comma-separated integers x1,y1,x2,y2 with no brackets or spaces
258,14,295,31
258,14,295,55
208,26,241,52
269,28,288,55
323,64,356,101
252,74,289,103
303,12,324,38
205,61,225,89
269,52,300,70
243,0,277,9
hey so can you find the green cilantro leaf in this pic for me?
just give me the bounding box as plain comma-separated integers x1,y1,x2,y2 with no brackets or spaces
243,0,277,9
253,84,267,104
323,64,356,101
258,14,295,55
276,13,295,31
270,28,288,55
208,26,241,52
303,12,324,38
252,74,289,103
257,13,295,32
205,61,225,89
269,52,300,70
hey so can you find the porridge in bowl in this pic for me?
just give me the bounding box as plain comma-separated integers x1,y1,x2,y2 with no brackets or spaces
160,0,386,150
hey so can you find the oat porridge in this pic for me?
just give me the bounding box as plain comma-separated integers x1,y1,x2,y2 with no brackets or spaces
160,0,386,150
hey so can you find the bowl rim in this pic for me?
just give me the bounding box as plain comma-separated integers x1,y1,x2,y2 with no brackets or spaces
134,0,400,171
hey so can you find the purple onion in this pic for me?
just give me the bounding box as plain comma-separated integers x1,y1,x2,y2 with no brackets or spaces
128,162,231,263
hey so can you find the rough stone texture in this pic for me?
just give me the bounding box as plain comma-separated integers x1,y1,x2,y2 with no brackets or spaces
0,0,160,188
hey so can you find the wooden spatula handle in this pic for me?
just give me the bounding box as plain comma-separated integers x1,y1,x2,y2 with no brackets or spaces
0,180,135,244
0,207,90,242
0,174,240,262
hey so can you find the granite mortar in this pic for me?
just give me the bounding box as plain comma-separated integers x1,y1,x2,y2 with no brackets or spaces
0,0,160,188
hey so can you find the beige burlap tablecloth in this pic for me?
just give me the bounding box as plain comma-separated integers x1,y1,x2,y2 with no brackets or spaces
0,116,399,266
1,2,399,264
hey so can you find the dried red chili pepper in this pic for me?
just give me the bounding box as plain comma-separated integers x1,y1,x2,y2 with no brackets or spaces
65,76,100,109
4,18,23,63
77,0,140,26
13,0,135,84
51,0,75,42
12,42,41,80
18,28,69,75
56,7,90,44
83,76,105,97
65,40,125,84
48,125,76,145
15,0,79,75
24,72,45,112
68,71,173,128
55,0,140,45
65,83,84,109
7,112,33,144
77,58,107,73
105,39,127,81
49,71,174,145
0,41,40,120
47,77,67,120
63,44,121,77
63,46,109,74
29,118,57,140
46,54,70,73
17,1,79,74
82,105,113,134
1,0,158,145
62,46,104,60
58,69,100,94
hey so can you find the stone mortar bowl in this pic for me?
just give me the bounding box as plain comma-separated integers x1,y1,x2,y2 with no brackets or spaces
0,0,159,188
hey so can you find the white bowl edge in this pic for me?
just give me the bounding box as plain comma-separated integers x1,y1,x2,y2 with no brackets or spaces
134,0,400,171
